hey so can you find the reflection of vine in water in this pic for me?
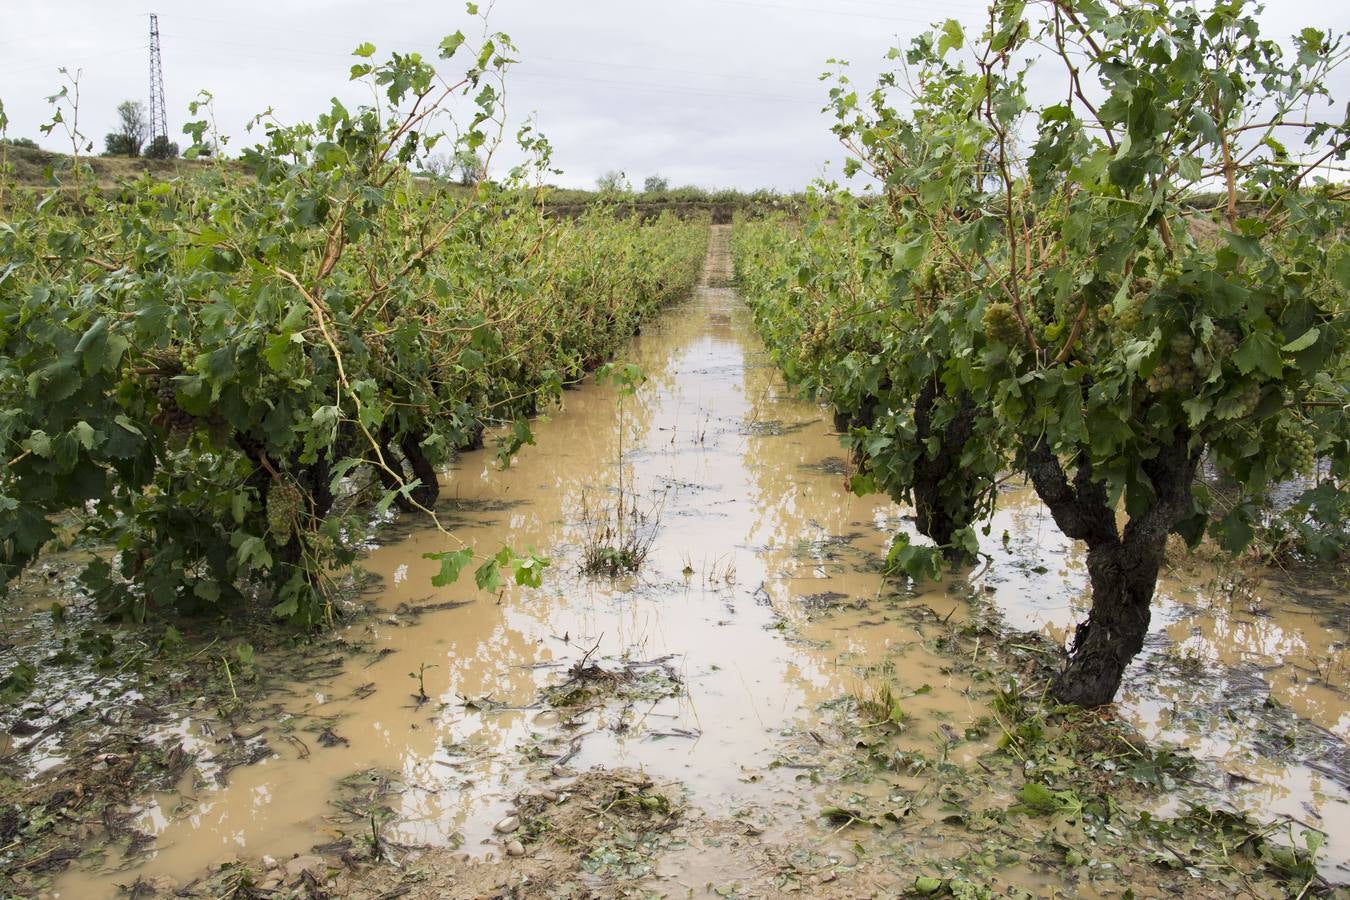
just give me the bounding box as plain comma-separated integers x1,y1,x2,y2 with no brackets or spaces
379,607,565,844
736,325,885,584
1146,564,1350,738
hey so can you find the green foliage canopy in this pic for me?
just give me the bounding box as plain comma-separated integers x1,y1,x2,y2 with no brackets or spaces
736,0,1350,705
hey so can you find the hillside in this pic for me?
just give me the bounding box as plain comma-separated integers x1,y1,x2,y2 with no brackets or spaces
0,142,232,188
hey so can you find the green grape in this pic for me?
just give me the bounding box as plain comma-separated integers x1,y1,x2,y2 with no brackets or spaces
1117,304,1142,331
1210,328,1238,358
982,302,1022,346
1034,294,1055,324
1239,382,1262,416
1279,425,1317,475
266,479,303,540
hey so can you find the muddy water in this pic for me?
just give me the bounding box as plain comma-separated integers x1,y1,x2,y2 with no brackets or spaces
57,226,1350,894
983,488,1350,872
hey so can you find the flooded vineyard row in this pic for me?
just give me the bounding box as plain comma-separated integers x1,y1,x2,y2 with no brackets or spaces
11,226,1348,897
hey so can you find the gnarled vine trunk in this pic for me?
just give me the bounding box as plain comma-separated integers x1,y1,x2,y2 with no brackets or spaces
911,377,979,558
1025,433,1199,707
835,374,983,560
375,426,440,513
398,431,440,508
1054,539,1164,706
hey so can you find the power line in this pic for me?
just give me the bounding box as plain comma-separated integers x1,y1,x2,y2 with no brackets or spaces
0,48,142,78
710,0,976,26
151,29,826,107
158,28,825,92
509,69,818,106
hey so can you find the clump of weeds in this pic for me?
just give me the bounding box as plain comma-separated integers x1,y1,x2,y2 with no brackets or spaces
852,680,919,731
539,639,683,714
581,362,667,578
579,487,667,577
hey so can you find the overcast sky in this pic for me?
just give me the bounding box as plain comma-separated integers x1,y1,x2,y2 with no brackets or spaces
3,0,1347,191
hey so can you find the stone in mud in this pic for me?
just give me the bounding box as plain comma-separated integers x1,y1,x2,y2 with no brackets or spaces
533,710,561,727
285,854,327,878
494,815,521,834
506,839,526,857
540,788,559,802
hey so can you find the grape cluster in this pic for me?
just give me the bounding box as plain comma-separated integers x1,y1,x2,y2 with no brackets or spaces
1146,360,1196,393
1169,332,1195,356
932,264,956,295
1208,327,1238,358
266,478,304,540
1116,301,1142,331
1280,424,1317,475
1033,294,1055,326
1027,309,1049,345
983,301,1023,346
1226,381,1263,418
804,319,831,359
145,361,194,434
1147,331,1200,394
306,530,335,555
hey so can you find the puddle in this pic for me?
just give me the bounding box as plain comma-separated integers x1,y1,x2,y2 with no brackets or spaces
47,226,1350,894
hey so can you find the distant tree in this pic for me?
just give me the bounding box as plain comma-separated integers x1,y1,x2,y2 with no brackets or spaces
1,137,39,149
144,135,179,159
104,133,137,156
421,153,452,178
454,149,485,186
642,174,669,193
104,100,149,157
596,170,629,193
419,150,481,184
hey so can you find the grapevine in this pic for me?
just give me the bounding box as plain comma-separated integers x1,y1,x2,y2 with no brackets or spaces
736,0,1350,706
0,29,707,624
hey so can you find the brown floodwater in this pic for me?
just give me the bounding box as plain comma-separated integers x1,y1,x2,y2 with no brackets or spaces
54,226,1350,895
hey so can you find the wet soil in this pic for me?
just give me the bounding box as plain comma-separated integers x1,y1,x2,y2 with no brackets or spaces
3,225,1346,897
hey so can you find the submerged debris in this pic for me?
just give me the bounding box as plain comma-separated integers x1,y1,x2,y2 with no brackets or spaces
739,417,820,436
0,562,383,896
539,645,684,713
